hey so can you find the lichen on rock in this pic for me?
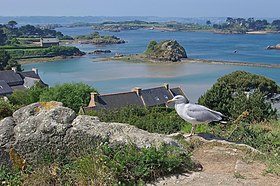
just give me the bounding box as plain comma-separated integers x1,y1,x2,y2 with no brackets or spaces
0,102,180,165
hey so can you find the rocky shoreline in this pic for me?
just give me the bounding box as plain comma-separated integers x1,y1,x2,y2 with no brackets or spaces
100,54,280,69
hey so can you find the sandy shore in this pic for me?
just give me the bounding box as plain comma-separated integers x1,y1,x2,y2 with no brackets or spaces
246,31,279,34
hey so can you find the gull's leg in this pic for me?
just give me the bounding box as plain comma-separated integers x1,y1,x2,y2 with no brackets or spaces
184,124,196,138
190,124,196,136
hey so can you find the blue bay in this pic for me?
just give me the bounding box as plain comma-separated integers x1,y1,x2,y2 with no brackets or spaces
23,28,280,101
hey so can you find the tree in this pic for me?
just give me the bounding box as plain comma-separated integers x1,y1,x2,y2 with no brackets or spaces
272,19,280,30
0,50,10,70
0,50,22,71
254,19,269,30
4,58,22,71
7,38,20,46
226,17,234,25
198,71,278,122
40,83,97,112
0,29,7,45
206,20,212,26
7,20,18,28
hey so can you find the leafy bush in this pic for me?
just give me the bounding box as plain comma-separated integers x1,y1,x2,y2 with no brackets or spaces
198,71,279,122
8,82,47,107
40,83,97,112
229,90,277,122
0,99,16,119
0,166,22,186
87,106,185,134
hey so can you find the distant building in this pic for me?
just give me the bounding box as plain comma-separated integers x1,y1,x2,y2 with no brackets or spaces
40,38,59,47
0,68,47,96
81,83,187,113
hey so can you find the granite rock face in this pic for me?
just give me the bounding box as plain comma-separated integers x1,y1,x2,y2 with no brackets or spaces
145,40,187,62
0,102,179,166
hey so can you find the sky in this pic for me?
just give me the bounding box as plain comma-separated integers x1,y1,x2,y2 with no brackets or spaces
1,0,279,18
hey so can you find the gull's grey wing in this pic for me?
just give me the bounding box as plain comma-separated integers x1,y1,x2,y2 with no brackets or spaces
184,103,223,122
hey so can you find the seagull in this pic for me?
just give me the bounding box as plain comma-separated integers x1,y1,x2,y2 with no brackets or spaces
167,95,228,137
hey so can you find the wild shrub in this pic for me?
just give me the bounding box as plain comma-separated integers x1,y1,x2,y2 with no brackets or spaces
40,83,97,113
198,71,279,122
0,99,15,119
101,144,193,184
87,106,185,134
13,143,193,185
0,166,22,186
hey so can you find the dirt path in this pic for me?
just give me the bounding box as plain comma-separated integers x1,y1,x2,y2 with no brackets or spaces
148,135,280,186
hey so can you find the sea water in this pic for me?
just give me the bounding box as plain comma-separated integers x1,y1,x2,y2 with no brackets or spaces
23,28,280,101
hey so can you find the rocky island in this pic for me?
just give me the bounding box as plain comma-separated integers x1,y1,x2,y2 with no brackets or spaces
144,40,187,61
98,39,280,68
70,32,125,45
108,40,187,63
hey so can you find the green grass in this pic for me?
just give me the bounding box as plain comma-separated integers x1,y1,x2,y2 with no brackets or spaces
86,106,280,175
1,143,193,185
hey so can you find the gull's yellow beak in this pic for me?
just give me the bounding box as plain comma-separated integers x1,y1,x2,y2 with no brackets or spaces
167,99,174,103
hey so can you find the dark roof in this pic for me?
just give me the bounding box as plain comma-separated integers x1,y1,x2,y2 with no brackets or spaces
83,84,187,113
0,69,47,96
141,86,173,107
0,71,23,86
93,92,144,110
41,38,59,44
10,85,27,91
0,80,13,95
19,71,40,79
170,87,186,97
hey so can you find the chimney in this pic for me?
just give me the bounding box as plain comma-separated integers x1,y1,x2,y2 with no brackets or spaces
132,87,142,96
88,92,99,107
164,83,169,90
11,67,17,73
32,68,38,75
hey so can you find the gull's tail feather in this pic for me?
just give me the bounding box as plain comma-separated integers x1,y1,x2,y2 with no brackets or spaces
220,114,230,123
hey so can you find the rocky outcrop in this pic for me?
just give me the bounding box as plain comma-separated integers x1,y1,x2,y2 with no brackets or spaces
88,50,112,54
77,38,125,45
0,102,179,166
144,40,187,62
267,44,280,50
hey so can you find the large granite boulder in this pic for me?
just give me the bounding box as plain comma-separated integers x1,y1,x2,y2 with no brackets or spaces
145,40,187,62
266,44,280,50
0,102,180,166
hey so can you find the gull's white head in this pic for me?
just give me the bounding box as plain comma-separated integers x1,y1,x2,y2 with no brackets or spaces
167,95,187,104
